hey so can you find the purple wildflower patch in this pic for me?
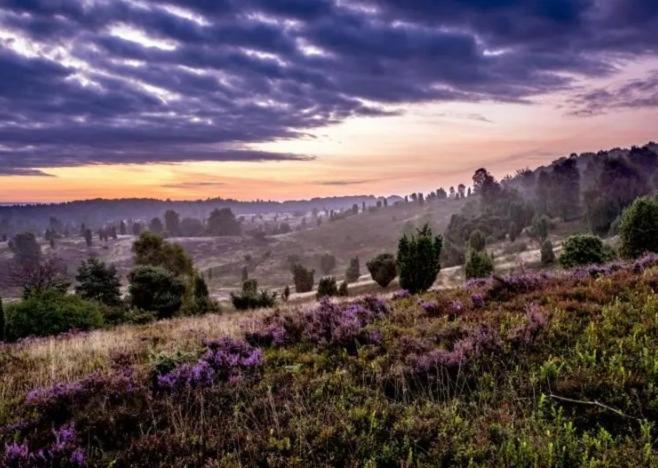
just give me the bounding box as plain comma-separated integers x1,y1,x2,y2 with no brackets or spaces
156,337,262,392
510,303,549,346
419,300,440,315
392,289,411,300
2,424,86,467
470,293,485,309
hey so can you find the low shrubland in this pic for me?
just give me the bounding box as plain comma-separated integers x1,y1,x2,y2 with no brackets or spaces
2,254,658,465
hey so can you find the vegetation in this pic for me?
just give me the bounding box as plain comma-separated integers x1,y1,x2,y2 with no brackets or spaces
128,266,185,319
292,264,314,293
319,253,336,275
540,239,556,265
207,208,241,236
619,196,658,258
8,232,41,266
75,258,122,306
4,290,103,341
366,253,397,288
397,224,442,293
132,231,193,277
345,256,361,283
231,279,277,310
316,276,338,298
2,256,658,464
559,234,612,268
465,249,494,279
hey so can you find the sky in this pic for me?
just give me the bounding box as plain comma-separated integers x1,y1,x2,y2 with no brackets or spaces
0,0,657,203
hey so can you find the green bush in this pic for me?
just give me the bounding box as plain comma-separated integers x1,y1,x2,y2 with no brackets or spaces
338,281,349,297
366,253,397,288
397,224,442,293
558,234,612,268
231,279,277,310
4,291,104,341
468,229,486,252
345,257,361,283
316,277,338,299
465,250,494,279
75,257,122,306
619,196,658,258
292,264,314,293
128,266,185,319
540,240,556,265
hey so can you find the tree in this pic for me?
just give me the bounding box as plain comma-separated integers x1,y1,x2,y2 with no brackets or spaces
619,196,658,258
283,285,290,302
366,253,397,288
164,210,181,236
338,281,348,296
320,253,336,275
292,264,314,293
132,231,193,277
149,217,164,234
207,208,241,236
397,224,442,294
119,220,127,235
465,250,494,279
468,230,486,252
559,234,611,268
128,266,185,319
540,240,556,265
83,228,93,247
530,215,550,242
586,195,619,236
180,217,204,237
551,158,581,220
345,257,360,283
75,257,122,306
9,232,41,266
231,279,277,310
316,277,338,299
11,257,70,299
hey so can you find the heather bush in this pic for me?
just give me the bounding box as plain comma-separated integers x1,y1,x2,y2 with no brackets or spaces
366,253,397,288
464,249,494,279
345,256,361,283
397,224,442,293
540,239,556,265
2,424,86,467
559,234,612,268
292,264,314,293
128,265,185,319
231,279,277,310
316,276,338,298
619,196,658,258
4,291,103,341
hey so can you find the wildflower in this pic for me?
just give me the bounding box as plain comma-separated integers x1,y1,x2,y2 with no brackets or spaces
471,293,485,309
392,289,411,300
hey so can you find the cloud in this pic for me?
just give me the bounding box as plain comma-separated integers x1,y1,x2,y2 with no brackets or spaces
316,179,380,186
161,181,226,189
569,71,658,115
0,0,657,175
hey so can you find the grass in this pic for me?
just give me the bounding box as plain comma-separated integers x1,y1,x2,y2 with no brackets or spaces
2,256,658,466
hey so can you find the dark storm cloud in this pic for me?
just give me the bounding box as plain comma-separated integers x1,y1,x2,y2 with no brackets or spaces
569,72,658,115
0,0,657,175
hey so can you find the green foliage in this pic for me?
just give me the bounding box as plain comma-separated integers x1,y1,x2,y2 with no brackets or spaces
164,210,180,236
149,217,164,234
559,234,612,268
338,280,349,297
283,285,290,302
207,208,241,236
540,239,556,265
366,253,397,288
183,274,217,315
316,277,338,299
9,232,41,266
319,253,336,275
586,195,619,236
345,256,360,283
128,266,185,319
619,196,658,258
292,264,314,293
75,257,122,306
397,224,442,293
231,279,277,310
464,249,494,279
530,215,550,241
468,229,486,252
132,231,193,277
4,291,103,341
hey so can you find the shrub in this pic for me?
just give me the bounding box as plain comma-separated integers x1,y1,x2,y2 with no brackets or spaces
4,291,103,341
317,277,338,299
530,215,550,241
338,281,349,297
366,253,397,288
75,257,122,306
465,250,494,279
132,231,193,276
183,274,217,315
345,256,361,283
397,224,442,293
9,232,41,266
619,196,658,258
292,264,314,293
558,234,611,268
128,266,185,319
283,285,290,302
468,229,486,252
319,253,336,274
231,280,277,310
540,240,556,265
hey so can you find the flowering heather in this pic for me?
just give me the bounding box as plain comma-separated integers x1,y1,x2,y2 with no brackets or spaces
488,272,548,299
470,293,485,309
392,289,411,300
418,300,440,315
510,304,549,346
633,252,658,273
2,424,86,467
157,337,262,392
301,296,389,349
406,325,499,375
448,299,464,317
244,313,291,347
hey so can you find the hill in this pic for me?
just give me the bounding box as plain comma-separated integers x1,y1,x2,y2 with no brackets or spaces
1,255,657,465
